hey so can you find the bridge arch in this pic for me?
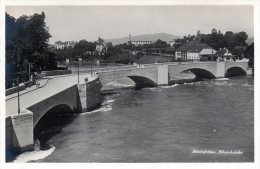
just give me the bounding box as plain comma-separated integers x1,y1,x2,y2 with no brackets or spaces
97,66,160,88
225,66,247,77
33,104,75,145
102,75,157,89
127,75,157,88
181,68,216,79
34,104,74,129
98,73,158,89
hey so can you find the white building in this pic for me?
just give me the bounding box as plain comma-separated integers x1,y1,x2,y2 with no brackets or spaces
169,40,175,47
53,41,76,49
216,48,236,62
175,41,214,61
129,41,153,46
95,37,107,54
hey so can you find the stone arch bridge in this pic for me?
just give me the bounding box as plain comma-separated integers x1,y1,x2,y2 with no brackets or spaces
97,61,249,88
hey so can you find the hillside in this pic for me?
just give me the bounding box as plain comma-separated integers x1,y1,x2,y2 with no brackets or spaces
105,33,180,45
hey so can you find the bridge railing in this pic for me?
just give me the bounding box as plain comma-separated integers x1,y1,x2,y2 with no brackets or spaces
71,65,138,74
96,64,161,73
79,61,249,74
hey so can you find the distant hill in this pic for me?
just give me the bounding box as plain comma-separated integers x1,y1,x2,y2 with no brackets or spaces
246,37,254,45
105,33,180,45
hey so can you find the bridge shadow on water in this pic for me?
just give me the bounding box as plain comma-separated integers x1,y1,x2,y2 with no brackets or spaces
34,104,77,150
225,67,247,77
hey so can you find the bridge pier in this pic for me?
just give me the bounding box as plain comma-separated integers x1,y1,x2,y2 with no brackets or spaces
157,65,169,86
215,62,225,78
77,78,102,112
6,110,34,161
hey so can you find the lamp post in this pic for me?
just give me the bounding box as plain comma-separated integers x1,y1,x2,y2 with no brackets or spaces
28,62,31,81
13,78,20,114
66,46,70,70
84,77,88,104
90,52,93,76
77,56,80,83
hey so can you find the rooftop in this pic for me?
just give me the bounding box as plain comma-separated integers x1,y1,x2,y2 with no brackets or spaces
199,48,216,55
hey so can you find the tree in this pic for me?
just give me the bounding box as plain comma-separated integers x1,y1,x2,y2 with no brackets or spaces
73,40,95,60
236,32,248,46
5,12,53,88
244,43,254,68
211,28,218,34
6,12,52,71
6,13,16,63
224,31,235,50
223,31,248,51
154,39,169,48
6,13,18,88
232,46,245,60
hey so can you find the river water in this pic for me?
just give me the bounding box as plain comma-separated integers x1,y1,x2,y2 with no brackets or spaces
13,76,254,162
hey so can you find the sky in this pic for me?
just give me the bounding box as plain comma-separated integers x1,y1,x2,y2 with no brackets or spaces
5,5,254,44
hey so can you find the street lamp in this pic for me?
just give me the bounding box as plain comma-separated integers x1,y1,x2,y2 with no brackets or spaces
66,47,70,70
84,77,88,104
77,56,80,83
28,62,31,81
13,78,20,114
90,52,93,76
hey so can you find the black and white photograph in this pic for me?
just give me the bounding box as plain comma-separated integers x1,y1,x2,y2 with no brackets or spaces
0,0,259,169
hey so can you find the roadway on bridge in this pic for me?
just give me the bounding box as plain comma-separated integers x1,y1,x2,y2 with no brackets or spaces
6,74,96,117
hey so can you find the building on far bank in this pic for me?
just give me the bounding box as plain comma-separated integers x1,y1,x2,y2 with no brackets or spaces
175,40,215,61
216,48,236,61
53,41,76,49
169,40,175,47
129,40,154,46
95,37,108,55
199,48,217,61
